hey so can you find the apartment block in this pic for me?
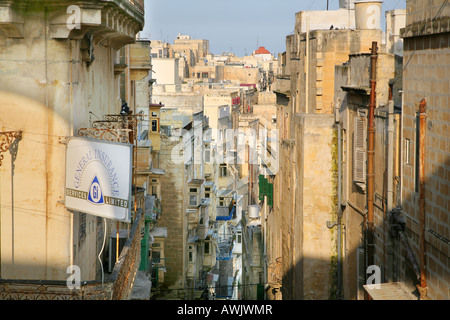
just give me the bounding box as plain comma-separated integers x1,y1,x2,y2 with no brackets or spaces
0,0,148,299
399,0,450,300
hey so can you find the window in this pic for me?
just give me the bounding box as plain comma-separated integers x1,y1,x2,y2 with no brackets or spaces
205,187,211,199
205,144,211,163
405,138,411,166
151,119,159,132
204,242,210,254
152,250,161,263
220,163,227,177
219,197,225,207
151,179,158,196
188,245,194,262
152,112,157,117
353,110,367,183
189,195,198,206
189,187,199,206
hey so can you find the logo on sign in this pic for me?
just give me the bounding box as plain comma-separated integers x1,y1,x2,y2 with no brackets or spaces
88,176,104,205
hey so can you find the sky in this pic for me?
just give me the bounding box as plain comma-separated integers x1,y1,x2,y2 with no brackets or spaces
141,0,406,57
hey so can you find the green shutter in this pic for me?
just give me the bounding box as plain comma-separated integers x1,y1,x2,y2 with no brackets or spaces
258,175,266,200
267,182,273,207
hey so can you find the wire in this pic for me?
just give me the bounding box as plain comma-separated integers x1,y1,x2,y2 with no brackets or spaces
98,217,107,286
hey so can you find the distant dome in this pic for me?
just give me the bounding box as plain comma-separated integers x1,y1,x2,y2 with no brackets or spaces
254,46,271,55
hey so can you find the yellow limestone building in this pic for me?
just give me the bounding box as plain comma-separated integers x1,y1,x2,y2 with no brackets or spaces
0,0,144,286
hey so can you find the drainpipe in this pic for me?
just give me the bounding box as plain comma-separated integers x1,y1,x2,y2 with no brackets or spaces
337,121,342,299
417,98,428,299
305,17,310,114
387,99,394,283
366,42,378,288
327,99,343,299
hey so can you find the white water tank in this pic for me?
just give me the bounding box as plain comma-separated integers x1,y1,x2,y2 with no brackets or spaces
339,0,356,9
354,1,383,30
248,205,260,219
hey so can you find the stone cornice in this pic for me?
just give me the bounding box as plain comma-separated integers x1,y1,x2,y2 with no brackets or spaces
401,17,450,39
0,0,144,48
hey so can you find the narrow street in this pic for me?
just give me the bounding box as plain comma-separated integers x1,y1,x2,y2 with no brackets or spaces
0,0,448,304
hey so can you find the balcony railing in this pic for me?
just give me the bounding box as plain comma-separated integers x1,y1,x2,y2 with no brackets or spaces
127,0,144,14
0,210,144,300
216,206,236,221
216,234,236,261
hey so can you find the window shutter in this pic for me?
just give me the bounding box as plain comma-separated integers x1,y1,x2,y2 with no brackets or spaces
357,247,366,300
353,114,367,183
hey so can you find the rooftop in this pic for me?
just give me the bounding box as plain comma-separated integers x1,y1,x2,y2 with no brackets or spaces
254,47,271,55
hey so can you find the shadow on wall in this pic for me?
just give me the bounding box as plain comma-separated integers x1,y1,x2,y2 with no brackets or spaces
277,157,449,300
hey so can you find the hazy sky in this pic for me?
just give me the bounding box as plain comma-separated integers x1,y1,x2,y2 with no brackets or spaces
141,0,406,57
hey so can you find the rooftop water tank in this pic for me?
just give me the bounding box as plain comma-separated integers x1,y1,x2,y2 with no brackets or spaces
339,0,356,10
248,205,260,219
354,1,383,30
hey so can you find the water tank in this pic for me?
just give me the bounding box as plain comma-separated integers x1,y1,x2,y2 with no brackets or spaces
339,0,356,9
354,1,383,30
248,205,260,219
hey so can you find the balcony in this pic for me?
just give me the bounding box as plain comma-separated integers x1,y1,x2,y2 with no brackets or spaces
124,0,144,15
196,199,210,239
0,0,144,45
216,234,236,261
0,209,145,300
216,206,236,221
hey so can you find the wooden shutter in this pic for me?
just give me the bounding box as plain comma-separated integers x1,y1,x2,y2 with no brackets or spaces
353,112,367,183
357,247,366,300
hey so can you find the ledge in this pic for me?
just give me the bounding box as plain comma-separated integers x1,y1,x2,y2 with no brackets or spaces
400,17,450,39
0,1,144,49
0,5,24,38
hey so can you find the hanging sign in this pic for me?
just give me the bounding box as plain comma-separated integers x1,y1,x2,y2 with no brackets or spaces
65,137,132,222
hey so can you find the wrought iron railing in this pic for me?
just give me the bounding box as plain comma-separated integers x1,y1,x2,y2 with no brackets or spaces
126,0,144,15
216,234,236,261
0,279,113,300
0,210,144,300
78,112,145,144
0,130,22,167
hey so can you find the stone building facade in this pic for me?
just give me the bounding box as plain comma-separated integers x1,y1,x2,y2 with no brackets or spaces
0,0,146,299
399,0,450,300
